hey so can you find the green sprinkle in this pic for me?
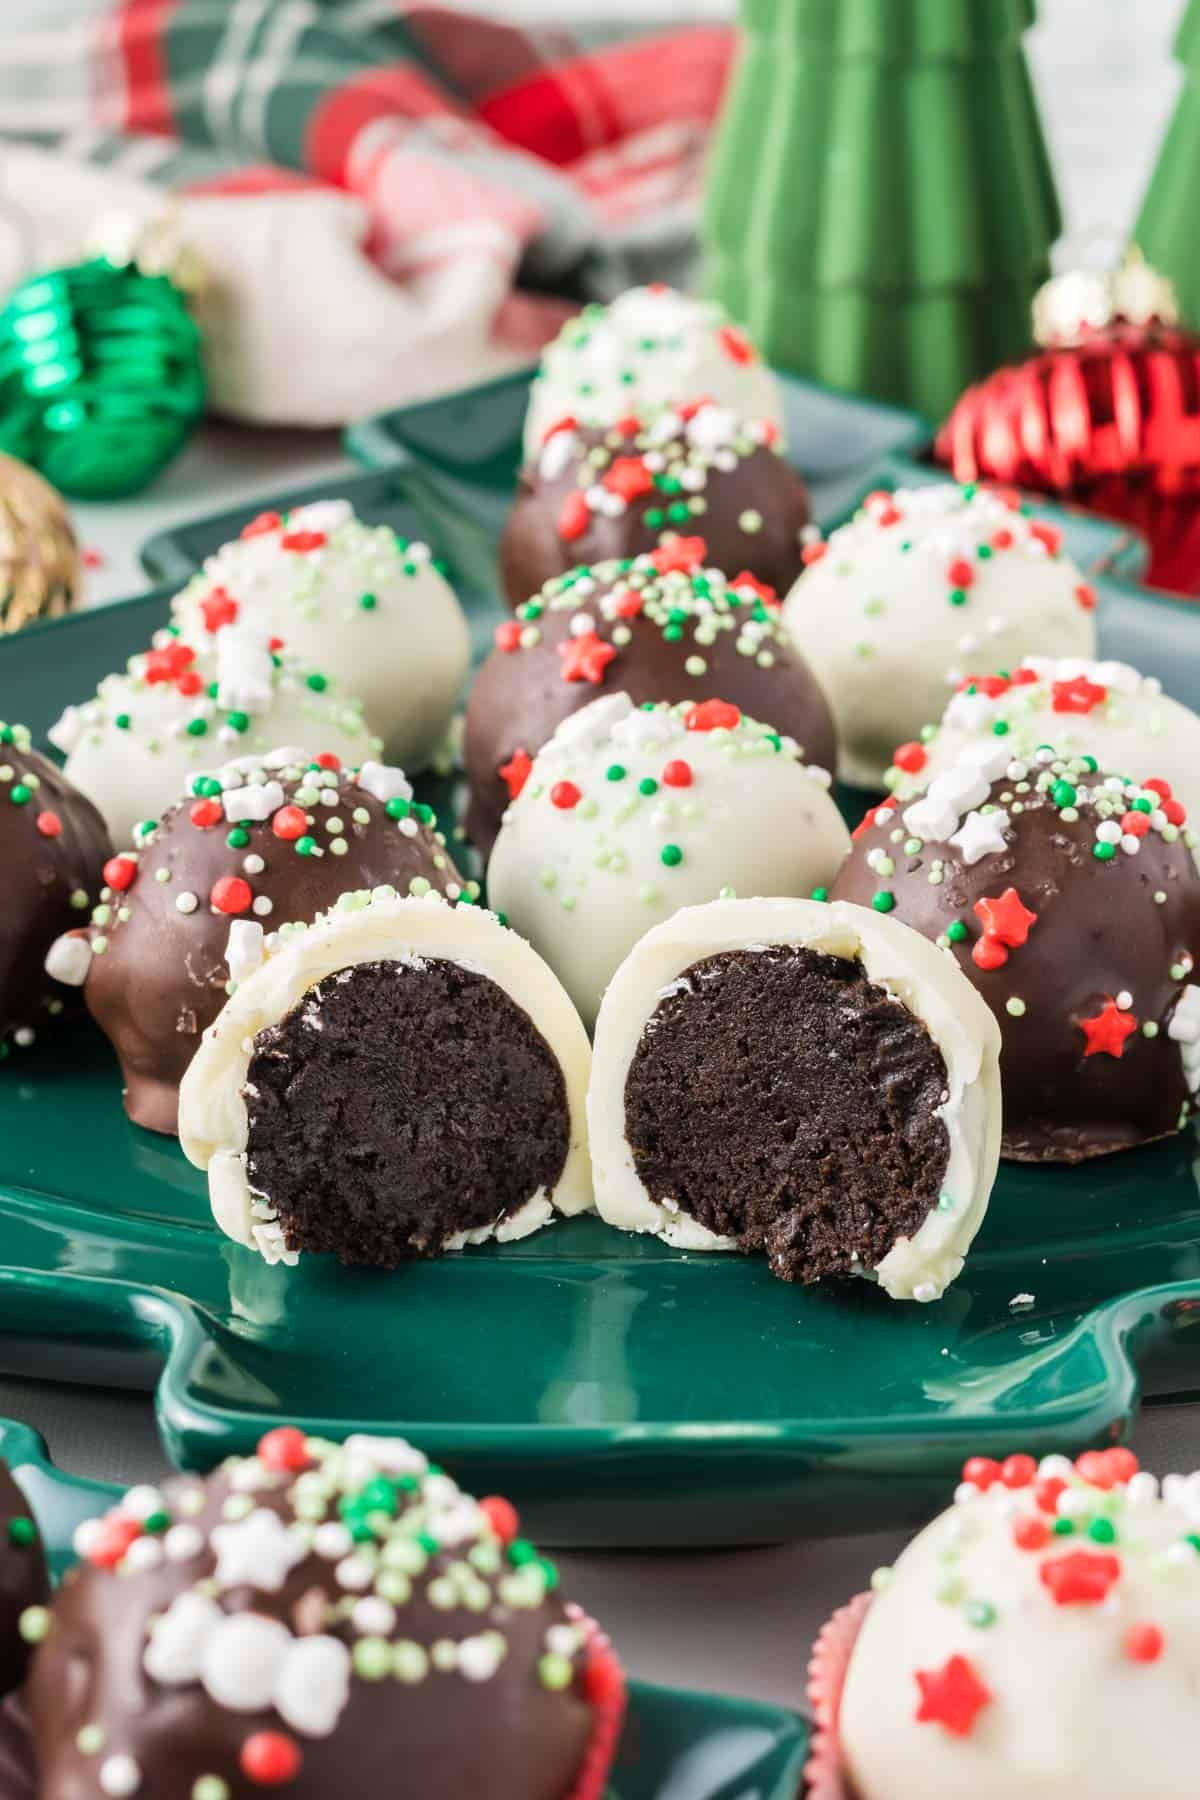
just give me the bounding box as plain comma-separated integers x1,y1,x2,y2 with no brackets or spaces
663,624,683,642
1093,842,1116,861
359,592,377,610
226,828,249,849
605,764,626,783
1088,1517,1117,1544
811,886,829,903
638,777,658,796
185,718,208,738
306,673,327,693
192,775,222,797
644,508,665,529
295,836,317,856
225,711,250,734
8,784,30,806
1051,780,1076,808
386,797,411,819
965,1600,996,1628
992,720,1009,736
1052,1517,1075,1536
948,589,968,607
871,890,895,912
6,1517,35,1548
946,920,968,943
114,713,131,730
660,843,683,867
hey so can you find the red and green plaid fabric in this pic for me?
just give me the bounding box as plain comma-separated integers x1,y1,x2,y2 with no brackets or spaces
0,2,734,313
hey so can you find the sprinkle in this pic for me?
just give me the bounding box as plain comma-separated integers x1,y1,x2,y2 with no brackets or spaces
871,890,895,912
175,892,199,915
551,781,582,810
660,844,683,867
210,877,253,916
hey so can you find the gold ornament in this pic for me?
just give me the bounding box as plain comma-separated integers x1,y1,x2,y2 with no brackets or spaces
0,454,81,632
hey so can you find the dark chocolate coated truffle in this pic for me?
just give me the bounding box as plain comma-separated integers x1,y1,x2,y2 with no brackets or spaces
0,722,111,1052
464,544,837,854
78,752,466,1136
500,403,809,610
27,1431,624,1800
0,1462,48,1699
831,742,1200,1161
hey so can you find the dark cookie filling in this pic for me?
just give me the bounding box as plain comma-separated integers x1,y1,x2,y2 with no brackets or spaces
244,958,569,1266
623,946,951,1283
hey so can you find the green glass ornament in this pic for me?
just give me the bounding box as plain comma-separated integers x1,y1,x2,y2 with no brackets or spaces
703,0,1062,421
0,254,204,499
1136,1,1200,325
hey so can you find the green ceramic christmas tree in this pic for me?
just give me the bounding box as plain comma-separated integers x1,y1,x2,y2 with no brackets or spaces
703,0,1062,421
1136,0,1200,324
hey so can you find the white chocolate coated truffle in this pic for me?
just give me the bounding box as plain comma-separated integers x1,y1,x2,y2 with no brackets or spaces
524,286,783,458
884,654,1200,818
840,1448,1200,1800
487,694,849,1028
172,501,469,769
179,890,593,1265
51,628,379,848
587,896,1001,1300
784,485,1098,787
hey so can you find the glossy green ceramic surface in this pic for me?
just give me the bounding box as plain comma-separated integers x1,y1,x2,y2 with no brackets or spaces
0,1421,810,1799
0,415,1196,1546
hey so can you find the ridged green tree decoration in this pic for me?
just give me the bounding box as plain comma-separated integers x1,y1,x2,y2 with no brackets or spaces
703,0,1062,421
1136,0,1200,325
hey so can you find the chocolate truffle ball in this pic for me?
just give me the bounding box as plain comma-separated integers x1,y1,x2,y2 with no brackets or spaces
500,401,809,610
817,1446,1200,1800
69,752,466,1137
487,694,850,1028
180,890,593,1267
50,625,381,848
26,1429,626,1800
172,500,470,769
524,284,783,459
588,897,1001,1302
830,741,1200,1162
883,655,1200,823
0,1460,48,1698
0,721,111,1053
783,484,1098,787
464,542,837,855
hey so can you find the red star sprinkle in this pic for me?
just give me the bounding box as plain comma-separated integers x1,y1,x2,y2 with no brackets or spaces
603,456,654,502
731,571,779,607
1039,1550,1122,1606
494,620,522,653
973,888,1038,948
1030,521,1063,556
557,492,591,541
1079,997,1138,1059
144,642,196,687
257,1426,311,1473
551,780,582,809
478,1495,519,1544
686,699,741,733
498,748,533,800
210,876,253,916
200,587,240,633
240,1731,302,1786
241,511,281,539
651,535,707,575
1051,674,1107,715
800,541,827,565
852,802,892,842
189,799,223,830
103,856,137,893
558,631,617,685
716,324,755,365
914,1655,993,1737
1076,1447,1139,1488
1125,1623,1165,1664
1075,582,1097,611
892,741,927,774
35,811,61,838
280,528,326,553
972,935,1010,971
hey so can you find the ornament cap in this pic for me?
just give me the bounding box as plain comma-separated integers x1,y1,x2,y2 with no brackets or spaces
1032,244,1178,346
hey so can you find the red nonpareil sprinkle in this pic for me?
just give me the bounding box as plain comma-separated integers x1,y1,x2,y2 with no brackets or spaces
498,748,533,801
557,492,591,542
686,699,741,733
613,413,642,436
962,1456,1002,1490
913,1655,992,1737
1164,798,1187,826
874,502,902,527
1144,778,1173,800
758,419,781,447
176,670,204,697
315,752,341,771
972,934,1009,971
200,587,240,633
478,1495,519,1545
947,558,975,589
1030,520,1062,555
103,855,137,893
1013,1514,1050,1551
88,1514,142,1569
651,535,707,575
716,323,755,365
1035,1475,1067,1514
189,799,223,830
1125,1623,1165,1664
800,541,827,565
35,811,61,837
82,546,105,569
268,635,286,654
1001,1453,1037,1489
613,589,643,619
1052,674,1108,715
603,456,654,502
1121,810,1150,838
558,631,617,685
731,570,779,607
257,1426,311,1473
272,805,308,842
210,876,253,916
1075,582,1097,611
1079,997,1138,1060
990,527,1014,550
240,1732,302,1786
541,415,578,443
974,888,1037,949
242,510,282,539
892,741,927,774
280,529,326,553
551,780,582,809
494,620,523,653
662,759,693,788
1039,1549,1122,1606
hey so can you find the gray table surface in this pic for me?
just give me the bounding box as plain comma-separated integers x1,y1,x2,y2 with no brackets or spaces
5,0,1198,1716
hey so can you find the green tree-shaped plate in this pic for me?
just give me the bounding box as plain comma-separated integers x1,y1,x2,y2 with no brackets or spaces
0,1418,811,1799
0,449,1196,1548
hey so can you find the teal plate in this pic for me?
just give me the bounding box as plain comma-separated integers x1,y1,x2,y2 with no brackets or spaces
3,463,1200,1543
0,1419,811,1800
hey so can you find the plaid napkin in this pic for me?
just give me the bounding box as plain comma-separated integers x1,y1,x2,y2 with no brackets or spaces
0,2,734,419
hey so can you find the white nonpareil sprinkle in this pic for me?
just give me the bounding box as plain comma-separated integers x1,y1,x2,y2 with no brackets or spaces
98,1755,142,1797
